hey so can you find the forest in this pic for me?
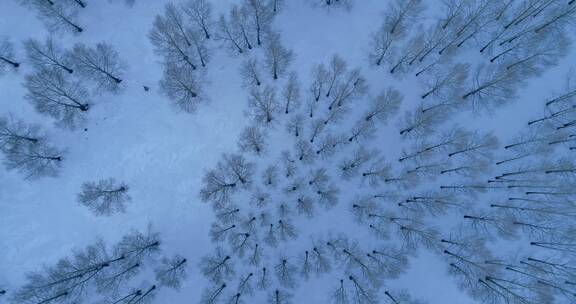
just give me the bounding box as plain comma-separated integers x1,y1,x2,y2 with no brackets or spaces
1,0,576,303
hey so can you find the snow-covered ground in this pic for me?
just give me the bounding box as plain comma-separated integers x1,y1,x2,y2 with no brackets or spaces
1,0,575,303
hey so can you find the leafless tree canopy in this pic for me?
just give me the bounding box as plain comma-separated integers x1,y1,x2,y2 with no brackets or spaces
159,63,206,113
77,178,131,216
24,38,73,73
24,68,91,129
68,42,125,92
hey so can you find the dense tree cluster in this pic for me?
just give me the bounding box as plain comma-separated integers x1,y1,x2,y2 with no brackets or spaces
149,0,213,113
22,39,126,129
0,36,126,178
149,0,291,114
199,53,421,303
198,1,576,303
9,227,188,304
370,0,573,118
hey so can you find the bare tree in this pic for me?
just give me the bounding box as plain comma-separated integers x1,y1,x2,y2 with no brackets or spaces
77,178,131,216
11,227,169,304
267,289,293,304
149,7,197,70
124,285,157,304
388,0,425,35
201,283,227,304
200,247,235,283
295,139,315,163
447,131,498,160
341,275,378,304
421,63,468,100
26,0,84,34
216,14,245,54
264,32,293,80
361,156,391,188
383,289,426,304
328,68,368,110
388,33,425,74
532,2,576,34
397,104,448,138
308,118,326,143
2,139,63,179
257,267,270,290
240,58,263,87
95,259,141,296
503,31,569,76
340,147,373,180
235,271,255,297
159,63,206,113
200,154,255,205
309,63,328,101
363,88,402,124
183,0,213,39
238,125,267,155
24,38,73,73
247,85,280,124
226,153,255,187
24,68,90,129
262,165,279,188
162,3,194,47
274,257,297,288
244,0,273,46
105,288,150,304
368,0,425,66
0,37,20,74
315,133,347,158
156,2,212,68
0,115,43,153
155,255,188,290
200,167,238,206
68,42,125,92
188,29,211,68
114,227,161,265
230,4,255,51
348,119,376,143
324,55,347,98
462,63,520,112
286,114,304,137
12,241,108,304
282,72,301,114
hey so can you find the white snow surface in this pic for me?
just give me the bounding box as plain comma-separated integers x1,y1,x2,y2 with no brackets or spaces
0,0,575,303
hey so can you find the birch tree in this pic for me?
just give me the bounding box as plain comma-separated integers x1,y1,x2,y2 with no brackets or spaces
264,32,293,80
159,63,206,113
68,42,125,92
24,68,91,129
183,0,213,39
2,138,63,179
77,178,131,216
24,38,73,73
